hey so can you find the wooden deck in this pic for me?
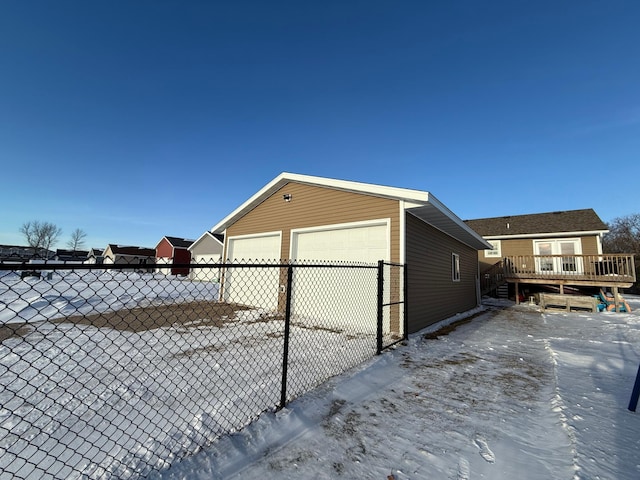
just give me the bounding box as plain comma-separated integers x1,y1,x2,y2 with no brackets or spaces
502,254,636,288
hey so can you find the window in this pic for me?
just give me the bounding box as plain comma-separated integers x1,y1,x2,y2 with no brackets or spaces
452,253,460,282
485,240,501,258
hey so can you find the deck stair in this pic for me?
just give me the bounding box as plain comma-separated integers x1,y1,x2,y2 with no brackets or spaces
481,261,507,297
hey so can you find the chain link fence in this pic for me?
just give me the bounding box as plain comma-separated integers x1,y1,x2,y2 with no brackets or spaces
0,260,405,479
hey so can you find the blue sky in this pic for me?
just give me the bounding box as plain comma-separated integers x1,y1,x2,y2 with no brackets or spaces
1,0,639,250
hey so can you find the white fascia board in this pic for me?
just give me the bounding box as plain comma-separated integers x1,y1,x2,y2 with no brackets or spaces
428,193,492,246
406,193,493,250
211,172,430,233
483,229,609,240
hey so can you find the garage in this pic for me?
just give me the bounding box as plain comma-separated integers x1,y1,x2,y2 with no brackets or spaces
290,220,390,333
210,172,490,334
190,254,221,282
223,232,281,309
188,231,224,282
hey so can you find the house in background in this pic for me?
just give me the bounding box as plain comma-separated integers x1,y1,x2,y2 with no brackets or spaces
102,244,156,270
0,245,54,261
188,231,224,282
155,236,194,276
210,172,491,334
85,248,104,264
464,209,636,299
55,249,90,263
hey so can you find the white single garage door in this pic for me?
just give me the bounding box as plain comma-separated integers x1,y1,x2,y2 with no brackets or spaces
290,221,389,334
224,233,281,310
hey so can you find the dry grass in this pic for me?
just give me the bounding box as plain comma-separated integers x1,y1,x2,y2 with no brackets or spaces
1,301,255,342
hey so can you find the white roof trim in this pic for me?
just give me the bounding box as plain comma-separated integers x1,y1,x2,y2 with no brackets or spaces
211,172,429,233
211,172,490,251
483,229,609,240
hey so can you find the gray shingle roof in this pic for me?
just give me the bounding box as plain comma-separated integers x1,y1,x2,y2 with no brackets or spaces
464,209,608,237
108,245,156,257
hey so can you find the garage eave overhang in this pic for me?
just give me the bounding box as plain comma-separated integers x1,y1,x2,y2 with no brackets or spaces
407,199,493,251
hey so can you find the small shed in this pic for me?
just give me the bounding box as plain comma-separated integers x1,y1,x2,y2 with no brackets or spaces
188,231,224,282
155,236,194,276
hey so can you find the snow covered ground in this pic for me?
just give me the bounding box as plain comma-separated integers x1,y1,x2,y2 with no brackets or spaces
0,271,380,479
0,271,218,324
159,296,640,480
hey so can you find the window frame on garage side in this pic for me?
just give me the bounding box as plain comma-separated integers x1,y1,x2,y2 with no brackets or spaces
452,252,460,282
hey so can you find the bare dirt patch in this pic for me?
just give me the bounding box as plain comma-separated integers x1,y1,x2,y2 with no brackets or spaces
0,323,33,342
51,301,253,333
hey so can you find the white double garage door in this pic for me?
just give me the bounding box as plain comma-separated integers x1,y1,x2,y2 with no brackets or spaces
224,220,390,332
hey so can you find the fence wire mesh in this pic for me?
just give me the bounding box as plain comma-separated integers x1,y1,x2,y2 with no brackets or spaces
0,260,404,479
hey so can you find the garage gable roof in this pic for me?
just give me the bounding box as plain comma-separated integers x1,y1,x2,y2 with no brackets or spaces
188,231,224,251
211,172,491,251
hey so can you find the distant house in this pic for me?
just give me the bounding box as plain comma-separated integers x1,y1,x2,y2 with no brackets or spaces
464,209,635,298
102,244,156,269
85,248,104,265
155,236,194,276
55,249,90,263
187,232,224,282
0,245,54,262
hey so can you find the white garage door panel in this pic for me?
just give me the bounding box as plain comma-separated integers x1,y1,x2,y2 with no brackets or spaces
227,234,281,261
293,224,387,262
191,254,221,282
291,222,389,334
224,234,281,310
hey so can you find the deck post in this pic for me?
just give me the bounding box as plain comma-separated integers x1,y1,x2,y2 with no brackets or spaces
515,282,519,304
613,286,620,313
559,284,564,294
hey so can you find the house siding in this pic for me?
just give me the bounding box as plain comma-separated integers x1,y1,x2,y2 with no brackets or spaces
479,235,603,272
189,235,223,282
406,213,479,333
479,238,532,271
191,235,223,258
225,182,401,263
580,235,600,255
156,239,173,258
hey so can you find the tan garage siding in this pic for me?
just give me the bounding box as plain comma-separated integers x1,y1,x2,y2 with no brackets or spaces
406,213,479,333
225,182,401,262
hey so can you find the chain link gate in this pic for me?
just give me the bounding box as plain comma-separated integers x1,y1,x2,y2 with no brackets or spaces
0,260,405,479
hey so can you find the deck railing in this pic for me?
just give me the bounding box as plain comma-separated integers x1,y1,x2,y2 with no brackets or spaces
502,254,636,284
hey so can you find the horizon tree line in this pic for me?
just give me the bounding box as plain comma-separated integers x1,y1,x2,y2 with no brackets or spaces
19,221,87,258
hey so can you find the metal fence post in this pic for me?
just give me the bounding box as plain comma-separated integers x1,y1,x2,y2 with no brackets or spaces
403,263,409,340
629,363,640,412
279,264,294,409
376,260,384,355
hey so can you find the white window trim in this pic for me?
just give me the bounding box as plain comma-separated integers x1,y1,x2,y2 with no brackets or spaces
452,253,460,282
485,239,502,258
